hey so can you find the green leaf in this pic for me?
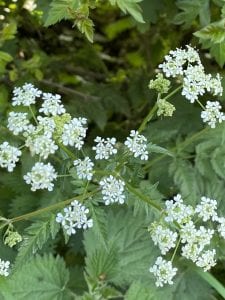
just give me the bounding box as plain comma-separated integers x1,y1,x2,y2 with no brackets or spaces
125,281,152,300
169,159,203,204
44,0,78,26
148,143,174,157
76,18,94,43
84,208,156,286
0,51,13,63
14,215,60,270
89,205,108,250
109,0,145,23
194,19,225,44
174,0,210,28
1,254,71,300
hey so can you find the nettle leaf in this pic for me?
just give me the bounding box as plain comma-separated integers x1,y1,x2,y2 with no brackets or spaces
1,254,71,300
84,208,156,286
125,281,152,300
14,214,60,270
109,0,145,23
45,0,79,26
88,204,108,250
169,159,203,204
174,0,210,28
76,18,94,43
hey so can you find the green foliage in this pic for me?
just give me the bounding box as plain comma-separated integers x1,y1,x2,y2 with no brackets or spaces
109,0,145,23
174,0,210,28
14,215,60,270
0,254,71,300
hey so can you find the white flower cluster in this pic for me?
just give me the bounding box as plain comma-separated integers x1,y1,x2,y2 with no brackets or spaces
74,157,94,180
124,130,148,160
56,200,93,235
0,259,10,277
149,194,223,286
40,93,66,116
149,257,177,287
23,162,57,191
0,142,21,172
201,101,225,128
159,45,223,103
7,112,30,135
99,175,125,205
92,137,117,160
12,83,42,106
61,117,87,149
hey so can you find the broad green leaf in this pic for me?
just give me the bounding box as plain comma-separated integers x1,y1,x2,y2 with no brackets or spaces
1,254,71,300
147,143,174,157
194,19,225,44
174,0,210,28
14,215,60,270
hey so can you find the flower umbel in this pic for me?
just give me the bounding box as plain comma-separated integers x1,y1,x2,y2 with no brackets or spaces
0,259,10,277
0,142,21,172
99,175,125,205
124,130,148,160
24,162,57,191
56,200,93,235
149,257,177,287
74,157,94,180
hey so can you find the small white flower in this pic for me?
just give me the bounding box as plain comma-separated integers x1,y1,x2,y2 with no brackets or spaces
25,133,58,159
124,130,148,160
61,117,87,149
0,142,21,172
92,136,117,160
181,242,202,262
195,196,218,222
164,194,194,224
201,101,225,128
12,83,42,106
207,74,223,96
56,200,93,236
39,93,66,116
74,157,94,180
24,162,57,191
196,249,216,272
37,116,56,135
7,112,30,135
99,175,125,205
0,259,10,277
180,221,196,244
150,223,178,255
149,257,177,287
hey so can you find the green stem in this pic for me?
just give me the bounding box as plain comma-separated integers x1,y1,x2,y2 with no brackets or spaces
195,268,225,299
10,189,98,224
171,236,181,262
57,174,72,178
163,85,182,101
29,105,38,125
126,182,162,211
58,142,76,160
138,101,158,133
196,99,205,110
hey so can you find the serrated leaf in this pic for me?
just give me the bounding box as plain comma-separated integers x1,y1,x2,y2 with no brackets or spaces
77,18,94,43
89,205,107,250
174,0,210,28
194,19,225,43
1,254,71,300
44,0,78,26
125,281,152,300
14,215,60,270
84,209,156,286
